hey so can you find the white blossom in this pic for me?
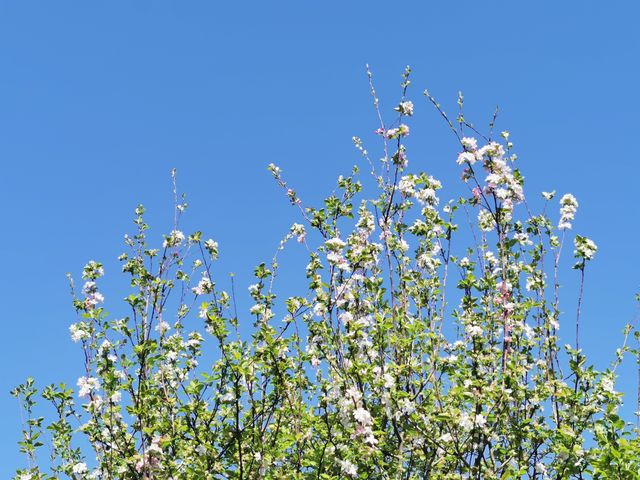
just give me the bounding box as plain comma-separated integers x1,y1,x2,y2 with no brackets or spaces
478,209,494,232
457,151,478,165
461,137,478,151
353,407,372,425
395,100,414,116
164,230,185,248
339,459,358,477
77,377,100,398
466,324,483,338
600,375,616,395
574,235,597,261
325,237,347,250
398,176,416,196
204,239,219,259
559,194,578,230
69,322,90,342
72,462,88,474
192,275,214,296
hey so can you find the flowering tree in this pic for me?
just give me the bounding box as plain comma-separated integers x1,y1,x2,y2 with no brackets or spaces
12,67,640,479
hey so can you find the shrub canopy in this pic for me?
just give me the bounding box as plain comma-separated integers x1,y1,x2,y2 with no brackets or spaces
12,67,640,479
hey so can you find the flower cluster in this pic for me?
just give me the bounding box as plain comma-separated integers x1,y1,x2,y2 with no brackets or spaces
394,100,414,116
457,137,524,226
574,234,598,262
376,123,410,140
559,193,579,230
192,274,214,295
163,229,185,248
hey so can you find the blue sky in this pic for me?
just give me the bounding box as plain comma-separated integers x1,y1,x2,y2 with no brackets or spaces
1,1,639,474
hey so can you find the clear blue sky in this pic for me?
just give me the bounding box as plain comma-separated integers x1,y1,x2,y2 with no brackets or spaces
2,1,639,474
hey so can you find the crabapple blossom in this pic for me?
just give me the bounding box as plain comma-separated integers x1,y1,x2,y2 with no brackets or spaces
394,100,414,116
559,193,579,230
478,208,494,231
72,463,88,474
574,235,597,261
461,136,478,151
192,274,214,295
339,459,358,477
163,229,185,247
204,238,219,259
69,322,90,342
77,376,100,398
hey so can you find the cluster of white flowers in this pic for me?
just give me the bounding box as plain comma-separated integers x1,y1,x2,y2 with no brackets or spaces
204,238,218,259
325,237,350,270
220,389,235,403
249,303,273,319
326,252,350,270
163,230,185,248
466,324,483,338
477,209,494,232
97,339,116,362
485,250,498,267
82,281,104,308
558,193,578,230
352,407,377,445
72,463,88,475
383,124,410,139
484,147,522,204
599,375,617,395
82,260,104,280
69,322,91,342
325,237,347,250
290,223,306,243
457,151,479,165
192,274,214,296
461,136,477,151
458,413,473,431
77,376,100,398
394,100,414,116
398,175,416,197
459,412,487,431
155,320,170,334
542,190,556,200
458,138,524,220
415,186,438,208
416,240,442,272
339,459,358,477
457,137,481,165
248,283,261,297
574,235,597,261
525,270,545,292
356,207,375,236
514,232,532,245
397,175,442,210
332,383,378,447
396,398,416,417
